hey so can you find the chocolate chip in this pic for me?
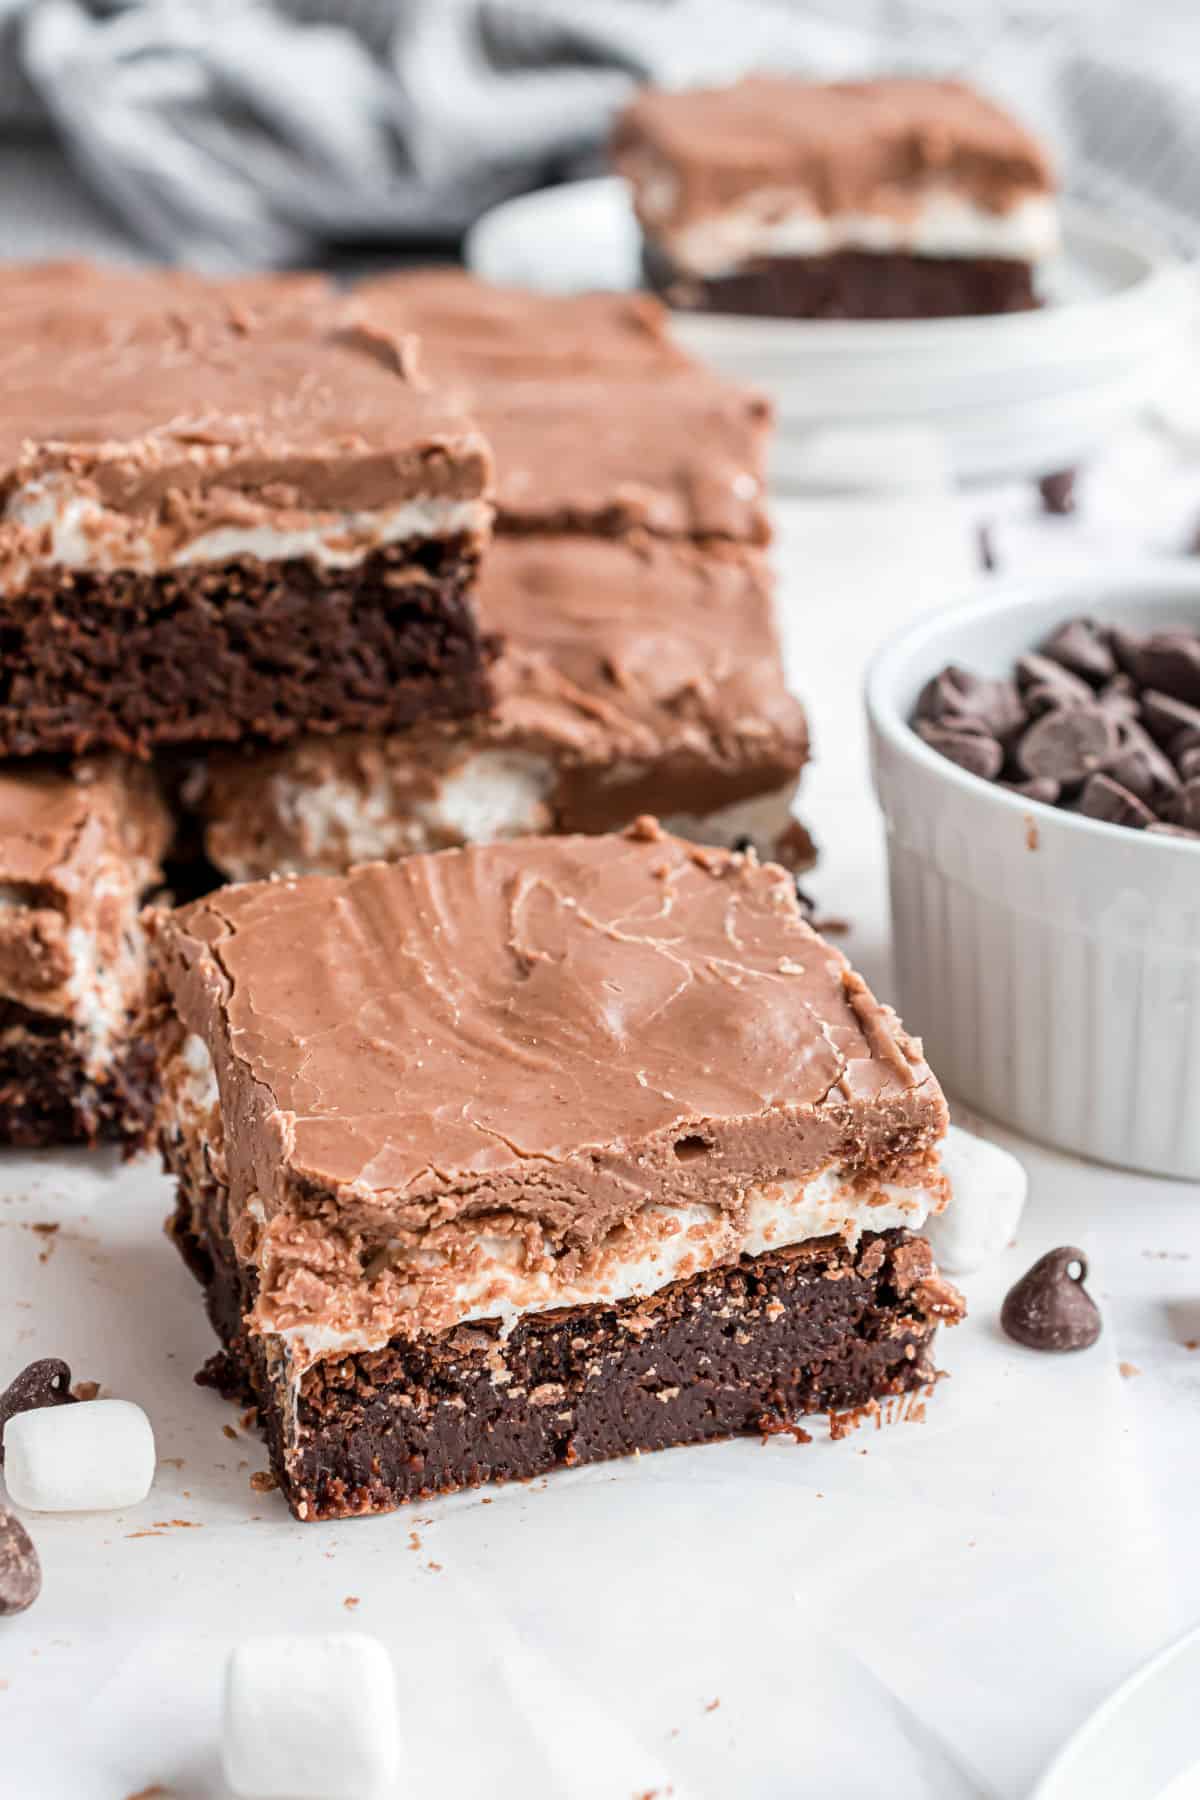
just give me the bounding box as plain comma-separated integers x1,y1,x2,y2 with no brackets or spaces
1038,469,1077,515
0,1507,40,1616
1095,675,1141,723
0,1359,77,1464
914,666,1025,742
1105,727,1180,807
1077,772,1157,829
977,523,997,572
1179,745,1200,780
1041,618,1116,685
1001,1247,1101,1352
915,721,1004,779
1016,703,1119,785
1016,653,1094,710
1167,778,1200,832
1142,689,1200,747
1001,777,1061,804
1133,633,1200,706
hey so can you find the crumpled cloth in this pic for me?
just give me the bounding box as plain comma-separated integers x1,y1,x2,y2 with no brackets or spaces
5,0,1200,269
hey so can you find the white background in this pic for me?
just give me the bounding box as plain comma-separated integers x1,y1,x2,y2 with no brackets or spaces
4,451,1200,1798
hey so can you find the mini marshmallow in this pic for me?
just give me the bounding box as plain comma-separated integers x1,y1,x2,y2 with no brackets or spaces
3,1398,155,1512
927,1124,1029,1275
223,1633,401,1800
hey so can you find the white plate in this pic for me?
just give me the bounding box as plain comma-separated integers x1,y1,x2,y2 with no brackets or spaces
1032,1624,1200,1800
466,177,1194,487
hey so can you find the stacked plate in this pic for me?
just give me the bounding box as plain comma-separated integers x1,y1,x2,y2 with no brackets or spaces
467,176,1195,489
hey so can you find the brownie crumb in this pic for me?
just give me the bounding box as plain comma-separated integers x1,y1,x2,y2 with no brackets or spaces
249,1470,278,1493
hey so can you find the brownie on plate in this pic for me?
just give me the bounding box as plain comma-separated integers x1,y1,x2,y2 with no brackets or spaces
150,822,960,1520
614,76,1057,321
188,534,812,880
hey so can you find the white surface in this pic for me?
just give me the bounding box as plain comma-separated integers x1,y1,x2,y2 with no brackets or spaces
1032,1623,1200,1800
928,1126,1029,1276
222,1633,400,1800
4,1399,156,1514
868,568,1200,1180
466,177,1194,486
2,482,1200,1798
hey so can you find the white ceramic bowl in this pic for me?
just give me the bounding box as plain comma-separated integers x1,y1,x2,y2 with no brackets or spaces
866,565,1200,1181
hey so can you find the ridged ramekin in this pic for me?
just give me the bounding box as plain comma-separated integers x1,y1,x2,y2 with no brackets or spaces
866,565,1200,1180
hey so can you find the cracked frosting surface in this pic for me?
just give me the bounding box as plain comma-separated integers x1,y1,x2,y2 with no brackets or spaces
615,75,1055,233
152,822,946,1266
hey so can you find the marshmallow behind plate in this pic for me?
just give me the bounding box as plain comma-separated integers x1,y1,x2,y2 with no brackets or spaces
223,1632,401,1800
927,1124,1029,1274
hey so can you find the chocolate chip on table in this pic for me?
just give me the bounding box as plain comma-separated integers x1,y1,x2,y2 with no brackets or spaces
1042,618,1116,685
1001,1247,1101,1352
1077,772,1158,830
0,1506,40,1616
1016,702,1119,785
1038,469,1077,516
915,720,1004,779
0,1359,77,1463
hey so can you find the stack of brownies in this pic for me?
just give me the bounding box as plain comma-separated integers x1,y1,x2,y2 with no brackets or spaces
0,255,963,1518
188,269,813,882
0,262,494,1144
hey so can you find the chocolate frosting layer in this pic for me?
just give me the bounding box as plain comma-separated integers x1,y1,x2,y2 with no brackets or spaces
357,274,769,541
0,759,170,1015
0,261,335,349
614,76,1055,231
197,534,808,873
353,270,688,380
151,822,946,1258
0,313,492,580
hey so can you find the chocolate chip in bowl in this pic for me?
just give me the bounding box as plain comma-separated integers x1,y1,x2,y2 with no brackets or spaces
912,616,1200,840
866,566,1200,1178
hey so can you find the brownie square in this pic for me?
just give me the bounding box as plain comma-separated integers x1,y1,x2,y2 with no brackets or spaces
0,308,495,757
151,823,959,1519
614,76,1057,321
189,534,812,881
0,758,171,1146
356,273,770,541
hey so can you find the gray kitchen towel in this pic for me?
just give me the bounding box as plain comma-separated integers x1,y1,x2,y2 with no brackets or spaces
7,0,1200,269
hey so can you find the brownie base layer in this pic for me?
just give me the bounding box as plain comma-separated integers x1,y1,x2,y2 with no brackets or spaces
172,1179,963,1520
0,1003,156,1149
645,244,1038,320
0,537,494,757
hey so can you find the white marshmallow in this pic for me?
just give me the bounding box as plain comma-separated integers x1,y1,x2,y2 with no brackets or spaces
926,1124,1029,1274
3,1398,156,1512
223,1633,401,1800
